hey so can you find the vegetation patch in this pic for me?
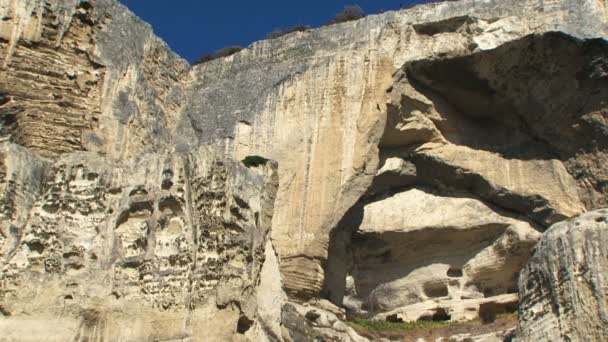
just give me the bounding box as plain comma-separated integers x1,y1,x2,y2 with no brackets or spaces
194,46,244,65
325,5,366,26
266,25,311,40
242,155,269,168
193,4,371,65
350,318,450,331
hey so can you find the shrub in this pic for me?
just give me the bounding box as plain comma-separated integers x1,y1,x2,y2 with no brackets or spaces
242,155,269,168
194,45,244,65
196,54,215,64
325,5,365,26
266,25,311,40
215,46,244,57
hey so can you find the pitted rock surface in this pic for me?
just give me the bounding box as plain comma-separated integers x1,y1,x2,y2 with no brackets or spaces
0,0,607,340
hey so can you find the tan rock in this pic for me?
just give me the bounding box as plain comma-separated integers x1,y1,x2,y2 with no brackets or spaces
0,0,607,340
0,142,280,341
517,209,608,341
343,188,539,320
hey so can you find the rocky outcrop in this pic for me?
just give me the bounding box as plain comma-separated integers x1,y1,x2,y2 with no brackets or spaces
0,0,193,160
0,142,280,341
325,188,539,323
0,0,607,340
517,209,608,341
321,30,608,327
190,0,608,301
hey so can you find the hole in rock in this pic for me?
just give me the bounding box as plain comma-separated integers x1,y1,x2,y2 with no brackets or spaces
305,310,321,322
116,201,154,226
130,201,154,214
108,188,122,195
162,179,173,190
65,263,84,271
423,282,449,298
0,304,11,316
129,188,148,197
237,315,254,334
64,295,74,300
413,16,475,36
26,241,45,254
386,314,403,323
162,170,173,190
0,94,11,106
159,197,182,215
63,251,81,259
121,258,143,269
418,308,451,322
42,203,60,213
233,195,250,209
447,267,463,278
595,216,606,223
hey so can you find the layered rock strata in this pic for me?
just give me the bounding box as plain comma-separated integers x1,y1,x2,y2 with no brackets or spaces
0,0,193,160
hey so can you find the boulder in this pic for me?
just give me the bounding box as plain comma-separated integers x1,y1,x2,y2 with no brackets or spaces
517,210,608,341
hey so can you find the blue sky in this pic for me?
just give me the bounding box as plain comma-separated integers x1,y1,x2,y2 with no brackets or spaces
119,1,433,64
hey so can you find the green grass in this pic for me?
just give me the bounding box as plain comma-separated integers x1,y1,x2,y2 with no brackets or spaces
350,319,451,331
242,155,269,168
350,312,518,331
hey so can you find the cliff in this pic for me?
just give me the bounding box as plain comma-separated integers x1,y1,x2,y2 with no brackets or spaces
0,0,607,341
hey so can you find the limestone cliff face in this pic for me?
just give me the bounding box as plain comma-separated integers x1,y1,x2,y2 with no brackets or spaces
0,0,607,341
0,143,280,341
0,0,193,160
187,0,608,301
518,209,608,341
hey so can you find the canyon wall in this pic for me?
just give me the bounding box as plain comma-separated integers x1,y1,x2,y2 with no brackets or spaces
187,0,608,305
0,0,607,340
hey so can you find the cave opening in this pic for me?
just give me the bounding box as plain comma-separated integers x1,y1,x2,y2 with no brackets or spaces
418,308,451,322
236,315,254,334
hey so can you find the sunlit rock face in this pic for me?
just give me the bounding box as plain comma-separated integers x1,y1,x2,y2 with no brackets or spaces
518,209,608,341
186,0,607,302
0,143,280,341
0,0,607,340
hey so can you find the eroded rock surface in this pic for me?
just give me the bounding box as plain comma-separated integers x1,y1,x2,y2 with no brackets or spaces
0,0,607,340
191,0,607,300
517,209,608,341
322,31,608,329
339,189,539,322
0,0,193,160
0,143,280,341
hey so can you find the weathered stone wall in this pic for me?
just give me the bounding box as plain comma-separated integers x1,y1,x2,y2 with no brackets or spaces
517,210,608,341
185,0,608,299
0,0,193,160
0,142,279,341
0,0,607,340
